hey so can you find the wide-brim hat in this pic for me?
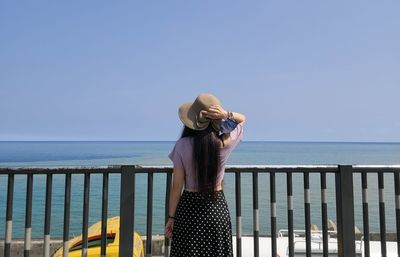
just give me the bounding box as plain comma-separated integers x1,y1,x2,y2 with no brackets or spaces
178,93,221,131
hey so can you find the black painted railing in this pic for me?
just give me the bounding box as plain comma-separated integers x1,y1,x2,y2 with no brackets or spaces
1,165,400,257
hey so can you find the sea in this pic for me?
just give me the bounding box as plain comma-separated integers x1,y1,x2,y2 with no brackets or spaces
0,141,400,239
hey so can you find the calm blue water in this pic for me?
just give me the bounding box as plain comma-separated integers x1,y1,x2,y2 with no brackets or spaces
0,141,399,239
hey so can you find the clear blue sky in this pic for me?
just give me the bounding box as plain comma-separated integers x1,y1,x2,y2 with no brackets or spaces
1,1,399,141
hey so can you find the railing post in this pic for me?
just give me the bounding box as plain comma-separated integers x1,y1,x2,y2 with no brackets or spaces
286,172,294,257
146,171,154,256
395,172,400,257
82,173,90,257
24,173,33,257
235,171,242,257
4,174,14,257
378,172,387,257
119,165,136,257
335,165,356,257
320,172,329,257
304,172,311,257
62,173,71,257
164,171,172,257
43,174,52,257
361,172,370,257
270,172,277,257
100,172,109,257
252,171,259,257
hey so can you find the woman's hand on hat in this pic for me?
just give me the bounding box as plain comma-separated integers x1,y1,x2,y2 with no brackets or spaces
201,105,228,120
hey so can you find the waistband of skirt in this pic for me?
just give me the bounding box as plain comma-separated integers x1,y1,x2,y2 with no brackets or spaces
182,189,224,195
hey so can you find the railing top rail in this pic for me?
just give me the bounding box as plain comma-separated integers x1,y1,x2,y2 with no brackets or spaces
352,165,400,173
1,164,400,175
143,164,400,168
0,166,123,175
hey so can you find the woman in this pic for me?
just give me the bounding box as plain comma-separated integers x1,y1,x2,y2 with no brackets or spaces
165,93,245,257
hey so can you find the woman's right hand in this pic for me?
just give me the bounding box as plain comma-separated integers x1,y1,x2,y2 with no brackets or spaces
165,218,174,239
201,105,228,120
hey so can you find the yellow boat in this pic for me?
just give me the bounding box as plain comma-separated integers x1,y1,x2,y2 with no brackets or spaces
52,216,144,257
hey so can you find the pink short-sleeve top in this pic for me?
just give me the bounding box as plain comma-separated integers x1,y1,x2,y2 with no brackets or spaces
168,123,244,190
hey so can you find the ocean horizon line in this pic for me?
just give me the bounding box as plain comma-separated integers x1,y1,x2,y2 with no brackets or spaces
1,140,400,144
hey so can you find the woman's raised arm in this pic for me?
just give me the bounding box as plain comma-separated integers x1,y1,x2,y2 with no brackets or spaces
201,105,246,125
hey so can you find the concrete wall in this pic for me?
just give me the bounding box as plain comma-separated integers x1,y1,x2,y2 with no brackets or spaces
0,236,166,257
0,233,397,257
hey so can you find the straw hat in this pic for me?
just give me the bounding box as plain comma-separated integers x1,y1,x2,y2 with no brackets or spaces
178,93,222,131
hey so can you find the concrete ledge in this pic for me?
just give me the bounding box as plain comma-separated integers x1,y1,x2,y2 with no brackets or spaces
0,235,165,257
0,240,62,257
0,233,396,257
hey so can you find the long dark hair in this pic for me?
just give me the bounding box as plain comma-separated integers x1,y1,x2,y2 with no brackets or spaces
181,123,223,198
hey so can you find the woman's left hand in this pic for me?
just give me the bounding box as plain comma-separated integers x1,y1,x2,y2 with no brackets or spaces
201,105,228,120
165,218,174,239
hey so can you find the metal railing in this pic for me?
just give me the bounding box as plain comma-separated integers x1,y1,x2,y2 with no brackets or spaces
1,165,400,257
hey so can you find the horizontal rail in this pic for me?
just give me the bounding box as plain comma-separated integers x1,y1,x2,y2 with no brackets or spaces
2,164,400,174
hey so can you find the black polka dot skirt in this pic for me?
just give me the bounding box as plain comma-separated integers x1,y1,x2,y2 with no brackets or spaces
170,190,233,257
